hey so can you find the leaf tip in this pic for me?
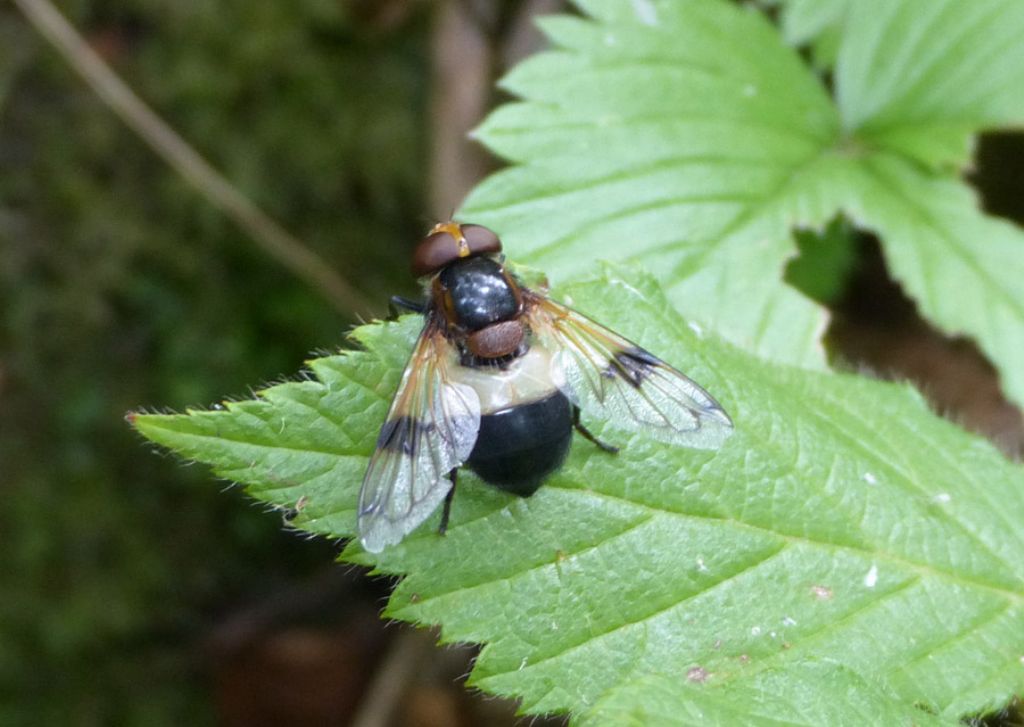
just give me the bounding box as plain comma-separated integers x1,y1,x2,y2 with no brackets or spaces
128,411,172,442
125,407,174,435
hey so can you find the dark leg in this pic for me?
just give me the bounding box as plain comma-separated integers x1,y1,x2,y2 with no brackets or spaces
389,295,425,318
438,469,458,535
573,406,619,454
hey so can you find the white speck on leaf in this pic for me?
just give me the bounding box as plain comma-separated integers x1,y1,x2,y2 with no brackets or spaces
750,625,762,636
688,321,704,337
932,492,952,504
782,616,797,626
696,557,709,573
743,84,758,97
603,33,617,46
631,0,658,26
811,585,833,600
863,472,878,485
864,564,879,588
687,665,710,683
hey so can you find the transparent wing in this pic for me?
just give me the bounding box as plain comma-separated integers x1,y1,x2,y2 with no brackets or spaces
525,293,733,449
357,317,480,553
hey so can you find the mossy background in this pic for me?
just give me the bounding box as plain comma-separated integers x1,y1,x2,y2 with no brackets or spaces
2,1,1024,725
1,2,428,723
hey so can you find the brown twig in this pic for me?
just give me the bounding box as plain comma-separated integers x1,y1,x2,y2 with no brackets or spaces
429,0,494,216
349,628,436,727
12,0,375,316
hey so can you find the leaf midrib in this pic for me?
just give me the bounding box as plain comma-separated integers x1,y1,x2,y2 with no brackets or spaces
467,487,1022,690
139,420,362,458
581,488,1023,604
406,482,1021,687
486,110,832,148
526,194,759,265
664,146,835,284
475,539,792,684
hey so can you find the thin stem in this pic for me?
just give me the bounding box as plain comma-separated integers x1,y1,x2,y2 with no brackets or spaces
349,629,434,727
12,0,375,316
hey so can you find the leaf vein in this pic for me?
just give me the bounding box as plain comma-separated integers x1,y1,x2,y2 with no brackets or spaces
399,511,655,611
468,155,788,216
889,599,1017,676
484,542,789,681
560,486,1024,604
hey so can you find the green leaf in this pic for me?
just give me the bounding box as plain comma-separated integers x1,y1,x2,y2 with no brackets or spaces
462,0,840,370
774,0,1024,166
835,154,1024,408
579,662,953,727
771,0,850,46
837,0,1024,169
134,268,1024,722
835,0,1024,166
463,0,1024,408
764,0,850,68
784,216,858,305
777,150,1024,408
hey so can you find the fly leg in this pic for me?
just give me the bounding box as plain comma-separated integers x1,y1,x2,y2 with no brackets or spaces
438,469,458,535
573,406,619,454
389,295,425,319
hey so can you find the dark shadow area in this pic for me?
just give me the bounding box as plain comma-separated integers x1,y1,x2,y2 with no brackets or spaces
826,233,1023,457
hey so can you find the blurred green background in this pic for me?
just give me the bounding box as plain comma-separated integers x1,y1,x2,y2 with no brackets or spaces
3,1,1023,725
0,1,445,724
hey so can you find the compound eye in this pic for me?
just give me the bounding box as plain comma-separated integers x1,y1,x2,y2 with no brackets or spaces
410,222,504,278
411,230,455,278
459,224,502,256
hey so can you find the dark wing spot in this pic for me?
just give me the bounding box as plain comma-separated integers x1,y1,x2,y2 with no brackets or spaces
607,347,660,388
376,416,434,456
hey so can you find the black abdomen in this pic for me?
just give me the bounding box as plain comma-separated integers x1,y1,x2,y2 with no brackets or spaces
467,391,572,497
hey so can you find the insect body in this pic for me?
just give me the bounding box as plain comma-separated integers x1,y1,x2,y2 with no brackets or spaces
357,222,733,552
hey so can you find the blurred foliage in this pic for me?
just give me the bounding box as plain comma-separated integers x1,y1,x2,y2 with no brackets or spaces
0,1,430,722
785,217,859,306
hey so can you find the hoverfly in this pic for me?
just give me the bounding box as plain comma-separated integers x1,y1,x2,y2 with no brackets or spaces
357,222,732,552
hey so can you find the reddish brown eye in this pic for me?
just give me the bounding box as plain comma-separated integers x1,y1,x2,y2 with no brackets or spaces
459,224,501,255
410,222,503,277
411,230,455,278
